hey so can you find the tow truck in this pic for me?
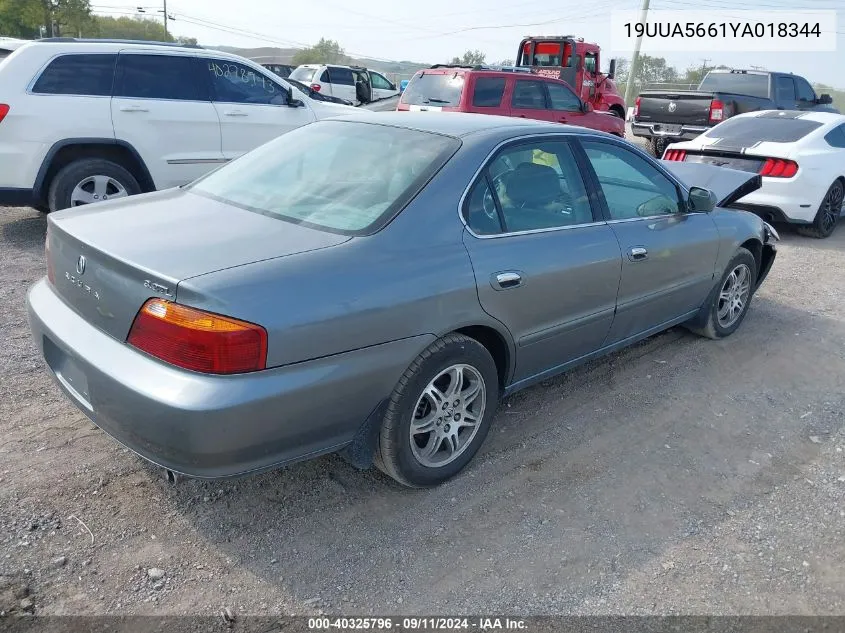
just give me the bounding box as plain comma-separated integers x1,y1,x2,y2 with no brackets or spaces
516,35,625,118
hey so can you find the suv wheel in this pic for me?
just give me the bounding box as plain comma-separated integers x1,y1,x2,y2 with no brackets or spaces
48,159,141,212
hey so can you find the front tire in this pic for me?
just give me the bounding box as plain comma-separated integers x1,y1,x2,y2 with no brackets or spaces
686,247,757,340
48,158,140,213
374,333,499,488
796,180,843,239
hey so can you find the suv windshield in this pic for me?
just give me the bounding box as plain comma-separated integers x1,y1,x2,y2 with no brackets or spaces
289,66,318,83
400,72,465,107
698,73,768,98
190,120,460,235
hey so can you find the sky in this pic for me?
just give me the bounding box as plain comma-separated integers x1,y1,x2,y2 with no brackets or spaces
92,0,845,89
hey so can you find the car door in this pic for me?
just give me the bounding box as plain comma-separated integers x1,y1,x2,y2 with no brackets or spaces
775,76,797,110
369,71,398,100
508,78,555,123
577,138,721,345
205,57,316,162
327,66,357,103
461,137,622,385
111,52,223,190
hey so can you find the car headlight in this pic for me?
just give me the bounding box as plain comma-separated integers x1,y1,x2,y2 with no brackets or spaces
763,221,780,242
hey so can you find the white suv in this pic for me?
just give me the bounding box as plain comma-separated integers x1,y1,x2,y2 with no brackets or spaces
0,39,358,212
288,64,399,106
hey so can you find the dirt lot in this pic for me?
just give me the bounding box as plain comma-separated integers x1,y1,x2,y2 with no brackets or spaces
2,189,845,617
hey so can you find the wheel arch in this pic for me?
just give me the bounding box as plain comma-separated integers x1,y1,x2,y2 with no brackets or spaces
448,322,515,392
33,138,156,204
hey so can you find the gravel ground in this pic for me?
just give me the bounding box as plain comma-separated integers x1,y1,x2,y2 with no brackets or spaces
1,142,844,618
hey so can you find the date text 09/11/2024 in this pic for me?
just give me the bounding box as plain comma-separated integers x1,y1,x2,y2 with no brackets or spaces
623,22,822,38
307,617,528,630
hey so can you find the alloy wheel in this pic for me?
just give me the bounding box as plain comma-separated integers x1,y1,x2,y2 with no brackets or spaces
717,263,751,328
71,175,129,207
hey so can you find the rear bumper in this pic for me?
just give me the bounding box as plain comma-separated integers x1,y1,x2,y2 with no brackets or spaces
631,121,710,141
27,278,431,479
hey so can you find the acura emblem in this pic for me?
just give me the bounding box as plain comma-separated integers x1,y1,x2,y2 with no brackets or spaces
76,255,86,275
668,101,677,113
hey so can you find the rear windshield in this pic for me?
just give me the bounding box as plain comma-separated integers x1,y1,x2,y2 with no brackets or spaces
698,73,768,98
289,66,318,83
190,120,460,236
400,72,465,107
704,115,823,143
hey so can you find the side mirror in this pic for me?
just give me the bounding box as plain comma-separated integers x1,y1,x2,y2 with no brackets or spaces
608,58,616,80
819,93,833,105
688,186,717,212
582,101,594,113
285,86,304,108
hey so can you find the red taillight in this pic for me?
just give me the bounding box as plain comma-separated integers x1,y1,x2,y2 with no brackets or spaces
310,83,321,92
709,99,724,123
127,299,267,374
633,96,640,118
663,149,687,161
759,158,798,178
0,104,9,124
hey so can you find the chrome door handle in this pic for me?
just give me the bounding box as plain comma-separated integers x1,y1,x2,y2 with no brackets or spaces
223,110,248,117
119,104,148,112
628,247,648,262
492,271,523,290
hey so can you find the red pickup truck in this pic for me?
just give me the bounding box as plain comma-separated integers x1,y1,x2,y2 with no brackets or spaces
396,65,625,137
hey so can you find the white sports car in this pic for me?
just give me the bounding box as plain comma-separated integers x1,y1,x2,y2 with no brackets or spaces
662,110,845,238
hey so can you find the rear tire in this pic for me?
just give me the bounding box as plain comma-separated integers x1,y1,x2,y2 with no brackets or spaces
48,158,140,213
374,333,499,488
796,180,843,239
686,247,757,340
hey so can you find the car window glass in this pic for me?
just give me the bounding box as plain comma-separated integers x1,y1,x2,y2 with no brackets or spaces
289,66,317,83
581,141,682,219
584,53,597,74
464,178,504,235
824,124,845,148
546,82,581,111
472,77,506,107
320,69,330,82
795,77,815,102
330,67,355,86
207,59,285,104
370,72,393,90
466,141,593,234
776,76,796,103
115,54,205,101
32,54,116,96
512,80,546,109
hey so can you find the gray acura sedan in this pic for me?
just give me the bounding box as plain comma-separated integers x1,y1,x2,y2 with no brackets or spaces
27,112,778,488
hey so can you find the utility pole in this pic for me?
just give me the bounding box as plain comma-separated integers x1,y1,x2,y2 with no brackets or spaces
163,0,168,39
624,0,650,105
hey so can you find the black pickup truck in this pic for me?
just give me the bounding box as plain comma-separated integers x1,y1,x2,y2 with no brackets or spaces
632,69,838,155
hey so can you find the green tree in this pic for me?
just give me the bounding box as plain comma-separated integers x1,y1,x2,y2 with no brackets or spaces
0,0,94,37
450,49,485,66
81,15,195,43
291,38,347,65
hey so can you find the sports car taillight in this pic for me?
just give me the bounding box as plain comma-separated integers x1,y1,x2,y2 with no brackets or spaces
759,158,798,178
633,96,641,118
0,104,9,124
127,299,268,374
709,99,724,123
663,149,687,161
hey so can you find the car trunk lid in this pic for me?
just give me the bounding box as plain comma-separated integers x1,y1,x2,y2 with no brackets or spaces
46,188,350,341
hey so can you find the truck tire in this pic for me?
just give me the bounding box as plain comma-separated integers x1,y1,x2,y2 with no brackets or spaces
48,158,141,213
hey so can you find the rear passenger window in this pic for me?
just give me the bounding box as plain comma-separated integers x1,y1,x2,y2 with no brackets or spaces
512,80,546,109
32,54,117,96
463,141,593,235
472,78,506,107
824,124,845,148
330,67,355,86
115,54,206,101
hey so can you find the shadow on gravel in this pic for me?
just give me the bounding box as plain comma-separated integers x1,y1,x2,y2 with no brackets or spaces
2,214,46,249
147,292,845,613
